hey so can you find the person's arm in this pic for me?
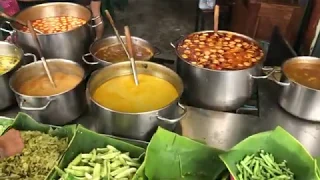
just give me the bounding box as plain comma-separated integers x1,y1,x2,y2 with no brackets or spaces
90,0,104,39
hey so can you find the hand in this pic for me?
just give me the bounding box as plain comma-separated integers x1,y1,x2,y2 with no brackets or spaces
0,129,24,159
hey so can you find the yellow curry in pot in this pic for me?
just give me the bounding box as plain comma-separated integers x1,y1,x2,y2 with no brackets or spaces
93,74,178,113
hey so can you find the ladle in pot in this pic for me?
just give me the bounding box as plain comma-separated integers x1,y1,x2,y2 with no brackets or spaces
27,21,56,88
214,5,220,32
0,12,43,34
124,26,139,86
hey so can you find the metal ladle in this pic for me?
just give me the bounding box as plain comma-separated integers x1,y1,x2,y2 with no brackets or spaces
27,21,56,88
124,26,139,86
0,12,43,34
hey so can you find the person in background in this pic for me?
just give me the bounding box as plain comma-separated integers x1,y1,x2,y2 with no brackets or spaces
0,129,24,160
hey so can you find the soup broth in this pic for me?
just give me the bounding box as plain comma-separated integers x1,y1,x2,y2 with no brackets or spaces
19,72,82,96
93,74,178,113
94,44,153,63
284,62,320,90
0,55,19,75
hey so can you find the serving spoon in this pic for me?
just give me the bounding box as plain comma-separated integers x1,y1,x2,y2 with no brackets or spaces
0,12,43,34
27,21,56,88
214,5,220,32
124,26,139,86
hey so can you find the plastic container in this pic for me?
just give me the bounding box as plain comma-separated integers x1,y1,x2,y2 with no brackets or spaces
0,0,20,16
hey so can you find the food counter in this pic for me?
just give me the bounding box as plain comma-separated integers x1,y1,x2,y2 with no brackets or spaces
2,68,320,156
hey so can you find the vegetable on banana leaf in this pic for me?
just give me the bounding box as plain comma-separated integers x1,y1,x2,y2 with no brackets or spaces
55,145,141,180
2,112,77,180
219,126,318,180
53,125,145,180
0,131,68,180
143,127,226,180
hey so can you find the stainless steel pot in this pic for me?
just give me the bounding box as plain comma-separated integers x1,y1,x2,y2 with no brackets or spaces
0,41,37,110
270,56,320,122
82,36,156,68
87,61,187,140
1,2,100,65
9,59,87,125
173,30,266,111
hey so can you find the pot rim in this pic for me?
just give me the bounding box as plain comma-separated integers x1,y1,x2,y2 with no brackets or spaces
0,41,24,76
281,56,320,92
9,58,85,98
89,36,155,64
174,30,266,73
12,2,92,36
87,61,183,115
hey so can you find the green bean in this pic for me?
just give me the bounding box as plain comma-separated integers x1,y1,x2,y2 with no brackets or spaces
236,150,294,180
68,154,82,168
65,168,86,177
92,163,101,180
115,168,137,178
110,166,130,177
71,166,93,172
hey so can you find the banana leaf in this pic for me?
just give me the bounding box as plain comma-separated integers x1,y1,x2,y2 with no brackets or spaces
53,125,146,179
0,116,14,135
7,112,77,179
143,127,226,180
220,126,318,180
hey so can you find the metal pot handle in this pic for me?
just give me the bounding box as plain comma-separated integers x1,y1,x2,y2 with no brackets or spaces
82,53,99,65
170,35,185,48
153,46,161,56
251,67,290,86
24,53,38,63
19,98,54,111
156,103,187,124
0,21,14,35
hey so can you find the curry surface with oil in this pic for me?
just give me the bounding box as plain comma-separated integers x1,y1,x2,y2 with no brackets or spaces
19,72,82,96
93,74,178,113
284,62,320,90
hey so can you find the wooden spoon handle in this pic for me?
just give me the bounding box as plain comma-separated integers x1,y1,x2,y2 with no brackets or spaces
214,5,220,32
124,26,134,58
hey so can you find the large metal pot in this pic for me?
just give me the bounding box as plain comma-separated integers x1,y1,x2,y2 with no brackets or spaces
174,30,266,111
9,59,87,125
1,2,98,64
87,61,187,140
0,41,36,110
82,36,156,68
271,56,320,122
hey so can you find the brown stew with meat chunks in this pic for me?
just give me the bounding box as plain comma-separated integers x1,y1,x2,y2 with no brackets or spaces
94,44,153,63
177,31,264,70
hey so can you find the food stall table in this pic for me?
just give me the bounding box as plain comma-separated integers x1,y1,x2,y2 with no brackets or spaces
2,76,320,156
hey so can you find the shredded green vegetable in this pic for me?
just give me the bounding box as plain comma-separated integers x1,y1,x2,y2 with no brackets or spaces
56,145,141,180
0,131,68,180
236,150,294,180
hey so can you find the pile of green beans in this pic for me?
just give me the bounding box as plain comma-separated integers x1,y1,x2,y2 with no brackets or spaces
235,150,294,180
55,145,141,180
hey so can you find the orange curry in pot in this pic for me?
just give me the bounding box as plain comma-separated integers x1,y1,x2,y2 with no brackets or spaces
177,31,264,70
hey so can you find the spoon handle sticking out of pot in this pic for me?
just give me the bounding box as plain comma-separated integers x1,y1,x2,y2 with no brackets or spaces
124,26,139,86
0,12,43,34
214,5,220,32
105,10,131,59
27,21,56,88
